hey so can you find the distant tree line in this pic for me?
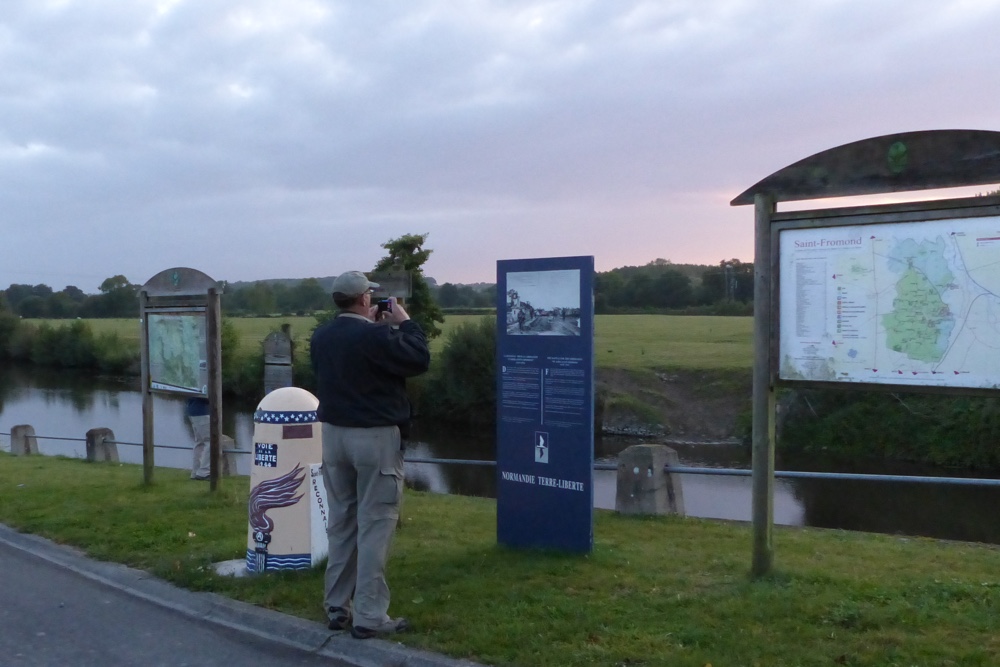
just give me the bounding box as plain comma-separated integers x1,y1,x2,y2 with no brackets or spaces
433,283,496,309
0,257,755,320
594,258,753,313
0,275,140,319
429,258,756,314
0,275,333,319
221,278,329,316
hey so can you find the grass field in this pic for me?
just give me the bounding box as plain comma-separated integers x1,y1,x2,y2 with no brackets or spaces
36,314,754,371
2,453,1000,667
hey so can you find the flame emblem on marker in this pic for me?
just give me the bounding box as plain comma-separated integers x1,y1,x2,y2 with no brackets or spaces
248,463,306,572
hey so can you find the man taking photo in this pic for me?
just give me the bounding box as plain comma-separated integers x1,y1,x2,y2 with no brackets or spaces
310,270,430,639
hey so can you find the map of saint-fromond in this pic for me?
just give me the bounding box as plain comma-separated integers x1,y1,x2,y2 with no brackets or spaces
779,216,1000,389
148,314,206,394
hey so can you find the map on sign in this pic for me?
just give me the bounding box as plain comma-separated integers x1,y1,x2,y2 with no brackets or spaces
778,215,1000,389
148,313,207,394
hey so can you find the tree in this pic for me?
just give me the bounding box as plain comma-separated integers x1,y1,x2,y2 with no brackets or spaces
436,283,462,308
651,270,693,308
47,292,78,318
99,275,132,293
594,271,626,313
4,284,39,311
243,282,277,317
373,233,445,339
18,295,49,318
87,275,140,317
288,278,329,314
701,259,754,304
61,285,87,303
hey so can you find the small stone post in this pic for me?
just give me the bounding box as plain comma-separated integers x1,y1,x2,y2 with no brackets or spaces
263,330,294,395
10,425,39,456
85,428,119,463
615,444,685,516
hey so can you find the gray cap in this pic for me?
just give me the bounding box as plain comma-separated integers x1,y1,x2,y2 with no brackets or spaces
331,270,379,298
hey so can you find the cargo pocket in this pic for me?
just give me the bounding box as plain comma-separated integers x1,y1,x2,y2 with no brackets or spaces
372,468,403,520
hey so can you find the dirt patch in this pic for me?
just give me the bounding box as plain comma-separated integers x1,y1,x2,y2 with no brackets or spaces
597,368,752,442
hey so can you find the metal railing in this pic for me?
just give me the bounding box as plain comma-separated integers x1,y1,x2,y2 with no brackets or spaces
0,431,248,455
6,431,1000,488
403,456,1000,487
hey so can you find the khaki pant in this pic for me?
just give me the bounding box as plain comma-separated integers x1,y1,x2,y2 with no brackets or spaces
321,423,403,628
188,414,211,480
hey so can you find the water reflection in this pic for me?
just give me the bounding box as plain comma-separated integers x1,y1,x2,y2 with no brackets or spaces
0,364,257,474
405,427,497,499
782,455,1000,543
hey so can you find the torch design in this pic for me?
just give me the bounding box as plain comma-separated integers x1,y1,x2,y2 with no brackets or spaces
248,463,306,572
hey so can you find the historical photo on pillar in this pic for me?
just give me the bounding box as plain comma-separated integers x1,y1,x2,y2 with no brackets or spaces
505,269,581,336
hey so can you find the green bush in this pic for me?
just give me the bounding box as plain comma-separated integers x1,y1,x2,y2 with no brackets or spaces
421,316,496,425
779,389,1000,469
220,319,265,400
29,322,98,368
93,331,137,374
0,312,21,358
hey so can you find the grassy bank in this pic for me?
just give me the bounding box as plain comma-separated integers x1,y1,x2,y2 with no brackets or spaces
1,453,998,666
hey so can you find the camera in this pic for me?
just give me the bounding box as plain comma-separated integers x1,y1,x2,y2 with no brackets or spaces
376,299,392,313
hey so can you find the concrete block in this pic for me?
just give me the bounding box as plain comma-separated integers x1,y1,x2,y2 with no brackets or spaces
10,425,39,456
615,444,685,516
86,427,119,462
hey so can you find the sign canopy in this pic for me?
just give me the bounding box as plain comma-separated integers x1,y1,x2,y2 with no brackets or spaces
142,267,220,298
732,129,1000,206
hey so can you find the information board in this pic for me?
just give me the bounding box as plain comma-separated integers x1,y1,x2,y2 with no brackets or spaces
148,312,208,395
779,214,1000,389
496,256,594,553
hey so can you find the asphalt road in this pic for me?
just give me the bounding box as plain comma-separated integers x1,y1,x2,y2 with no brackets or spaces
0,539,348,667
0,523,482,667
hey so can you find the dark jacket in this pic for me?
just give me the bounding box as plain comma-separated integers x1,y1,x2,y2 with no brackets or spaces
310,314,430,428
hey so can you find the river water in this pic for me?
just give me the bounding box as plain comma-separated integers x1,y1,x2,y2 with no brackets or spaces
2,364,1000,545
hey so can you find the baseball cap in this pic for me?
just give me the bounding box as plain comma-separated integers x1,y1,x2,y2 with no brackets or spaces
331,271,379,298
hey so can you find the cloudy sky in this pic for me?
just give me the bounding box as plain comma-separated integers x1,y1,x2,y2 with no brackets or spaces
3,0,999,292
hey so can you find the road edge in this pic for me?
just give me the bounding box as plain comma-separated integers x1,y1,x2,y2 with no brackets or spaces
0,523,484,667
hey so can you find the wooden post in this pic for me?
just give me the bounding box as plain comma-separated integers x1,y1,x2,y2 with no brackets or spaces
139,292,155,484
751,193,776,577
207,288,223,491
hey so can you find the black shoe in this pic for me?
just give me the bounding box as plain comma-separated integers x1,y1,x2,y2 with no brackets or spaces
350,617,410,639
327,606,351,631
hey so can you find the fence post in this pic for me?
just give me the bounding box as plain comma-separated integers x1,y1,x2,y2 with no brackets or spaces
85,428,119,463
615,444,685,516
10,425,39,456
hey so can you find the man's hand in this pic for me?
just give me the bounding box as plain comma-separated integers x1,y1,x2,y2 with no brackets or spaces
379,297,410,325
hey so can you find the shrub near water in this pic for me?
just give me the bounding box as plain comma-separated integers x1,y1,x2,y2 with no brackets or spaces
421,316,496,425
779,389,1000,469
1,319,135,374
